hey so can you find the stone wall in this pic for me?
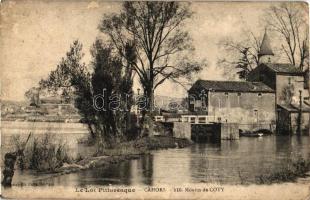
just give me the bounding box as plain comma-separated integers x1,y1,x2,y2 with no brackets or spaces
220,123,239,140
173,122,191,139
208,91,276,125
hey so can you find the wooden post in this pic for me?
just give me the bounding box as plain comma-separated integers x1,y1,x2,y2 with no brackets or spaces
2,133,32,187
2,152,17,187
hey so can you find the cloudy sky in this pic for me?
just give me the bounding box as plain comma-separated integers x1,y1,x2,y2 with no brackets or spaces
0,1,304,101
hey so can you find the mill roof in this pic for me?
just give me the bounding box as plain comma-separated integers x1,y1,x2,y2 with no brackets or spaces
189,80,274,93
261,63,304,74
278,104,310,113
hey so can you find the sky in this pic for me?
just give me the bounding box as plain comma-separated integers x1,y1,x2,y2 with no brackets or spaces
0,1,306,101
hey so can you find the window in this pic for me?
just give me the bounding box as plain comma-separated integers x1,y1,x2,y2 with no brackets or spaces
190,117,196,123
198,117,206,124
237,92,241,96
258,93,262,97
288,77,291,85
254,109,258,122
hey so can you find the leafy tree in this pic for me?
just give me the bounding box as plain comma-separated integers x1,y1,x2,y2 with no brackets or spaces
99,2,204,136
90,39,134,145
40,41,96,137
40,40,133,150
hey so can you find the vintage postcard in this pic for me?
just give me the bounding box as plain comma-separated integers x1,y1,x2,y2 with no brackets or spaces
1,1,310,199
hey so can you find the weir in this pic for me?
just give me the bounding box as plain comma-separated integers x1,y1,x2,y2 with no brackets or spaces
161,121,240,143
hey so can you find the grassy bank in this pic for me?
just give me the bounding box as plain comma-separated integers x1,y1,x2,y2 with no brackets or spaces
32,136,192,180
9,133,72,172
7,133,192,185
100,136,193,156
255,157,310,184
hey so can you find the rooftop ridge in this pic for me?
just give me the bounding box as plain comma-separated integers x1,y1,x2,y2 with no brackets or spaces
261,63,303,74
190,79,274,93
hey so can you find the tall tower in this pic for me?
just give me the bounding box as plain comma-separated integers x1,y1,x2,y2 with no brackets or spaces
258,29,274,64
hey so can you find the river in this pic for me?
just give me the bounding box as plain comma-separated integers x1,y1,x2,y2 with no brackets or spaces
1,122,310,186
49,136,309,186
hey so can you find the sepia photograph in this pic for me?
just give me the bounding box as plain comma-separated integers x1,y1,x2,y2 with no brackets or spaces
0,1,310,199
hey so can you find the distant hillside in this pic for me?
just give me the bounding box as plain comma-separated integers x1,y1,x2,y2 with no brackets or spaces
1,100,28,106
1,95,187,122
1,99,81,123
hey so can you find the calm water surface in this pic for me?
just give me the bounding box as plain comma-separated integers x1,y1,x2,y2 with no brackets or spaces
41,135,310,186
2,122,310,186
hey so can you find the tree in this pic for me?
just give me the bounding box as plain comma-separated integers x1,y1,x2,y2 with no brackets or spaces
40,40,133,150
265,2,309,136
90,39,134,145
40,41,97,138
99,2,204,136
218,30,262,80
265,2,309,70
219,3,309,80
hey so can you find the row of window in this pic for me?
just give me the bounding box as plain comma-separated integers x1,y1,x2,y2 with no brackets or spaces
223,92,262,97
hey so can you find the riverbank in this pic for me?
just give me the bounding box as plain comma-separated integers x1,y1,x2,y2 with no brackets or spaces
255,157,310,185
4,135,310,187
29,136,193,184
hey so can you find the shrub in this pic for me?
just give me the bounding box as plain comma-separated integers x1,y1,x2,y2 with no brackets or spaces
255,156,310,184
28,133,72,172
12,133,72,172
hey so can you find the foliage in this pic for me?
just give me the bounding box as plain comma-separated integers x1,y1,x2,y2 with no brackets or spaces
99,2,204,135
90,39,134,146
39,40,135,149
40,41,97,138
235,48,256,79
12,133,71,172
11,135,26,170
29,134,71,172
255,156,310,184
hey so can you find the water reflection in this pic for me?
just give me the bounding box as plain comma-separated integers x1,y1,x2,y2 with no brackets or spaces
130,155,153,185
12,135,310,186
140,155,153,185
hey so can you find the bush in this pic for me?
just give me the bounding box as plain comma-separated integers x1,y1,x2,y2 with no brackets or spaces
12,133,72,172
29,133,72,172
256,156,310,184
